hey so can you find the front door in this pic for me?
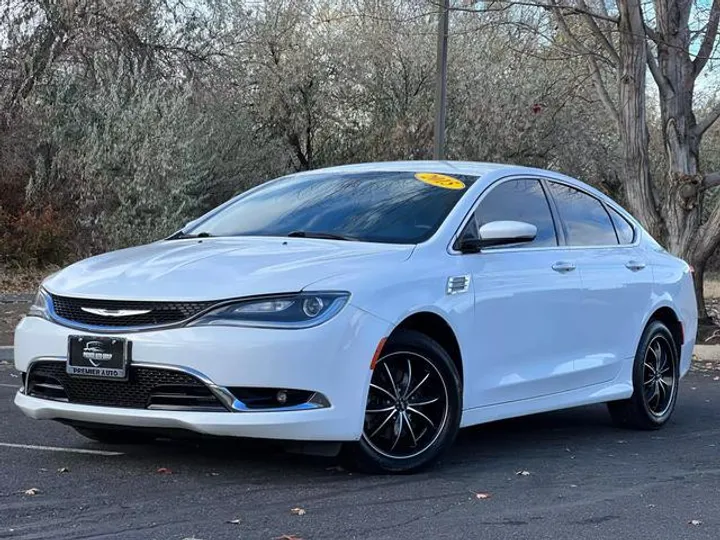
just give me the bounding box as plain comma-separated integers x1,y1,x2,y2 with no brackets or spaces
459,178,586,409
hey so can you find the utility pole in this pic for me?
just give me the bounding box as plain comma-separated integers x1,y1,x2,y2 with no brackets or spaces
433,0,450,160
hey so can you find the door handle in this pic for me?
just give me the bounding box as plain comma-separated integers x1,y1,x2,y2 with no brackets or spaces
625,260,646,271
552,261,576,273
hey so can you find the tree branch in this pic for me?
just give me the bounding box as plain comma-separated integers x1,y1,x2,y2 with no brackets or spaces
550,0,613,66
646,47,673,96
694,0,720,77
549,0,618,122
589,55,620,124
445,0,619,23
643,23,661,43
574,0,619,66
696,102,720,137
695,186,720,260
703,171,720,189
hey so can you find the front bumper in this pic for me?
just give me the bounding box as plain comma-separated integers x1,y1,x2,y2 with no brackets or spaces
14,305,391,441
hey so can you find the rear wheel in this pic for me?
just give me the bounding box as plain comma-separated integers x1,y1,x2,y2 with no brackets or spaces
607,320,680,430
344,330,461,474
72,426,155,444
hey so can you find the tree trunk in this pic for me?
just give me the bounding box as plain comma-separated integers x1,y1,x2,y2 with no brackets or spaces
652,0,711,320
616,0,663,239
690,257,711,324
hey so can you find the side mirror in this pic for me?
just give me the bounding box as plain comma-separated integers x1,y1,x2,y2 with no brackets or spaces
459,220,537,253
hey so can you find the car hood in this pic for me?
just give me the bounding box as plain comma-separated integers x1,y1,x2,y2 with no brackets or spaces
44,237,414,301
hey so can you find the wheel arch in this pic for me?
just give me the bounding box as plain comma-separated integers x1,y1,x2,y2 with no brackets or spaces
648,306,683,355
389,311,463,386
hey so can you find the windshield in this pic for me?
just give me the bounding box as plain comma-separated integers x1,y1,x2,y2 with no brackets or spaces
186,170,478,244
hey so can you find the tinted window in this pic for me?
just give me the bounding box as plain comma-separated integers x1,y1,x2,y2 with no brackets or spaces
608,206,635,244
188,171,477,244
547,182,618,246
474,179,557,247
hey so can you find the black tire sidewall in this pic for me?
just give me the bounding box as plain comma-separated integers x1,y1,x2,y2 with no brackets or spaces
347,329,462,474
631,320,680,427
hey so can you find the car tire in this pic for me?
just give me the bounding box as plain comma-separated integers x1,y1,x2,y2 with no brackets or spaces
343,330,462,474
73,426,154,444
607,320,680,430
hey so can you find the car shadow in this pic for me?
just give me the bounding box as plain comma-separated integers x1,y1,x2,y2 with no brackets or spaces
91,403,620,479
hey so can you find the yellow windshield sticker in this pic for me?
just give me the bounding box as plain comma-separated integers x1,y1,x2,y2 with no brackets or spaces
415,173,466,190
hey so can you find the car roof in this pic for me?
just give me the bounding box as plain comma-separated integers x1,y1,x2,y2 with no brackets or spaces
299,160,514,177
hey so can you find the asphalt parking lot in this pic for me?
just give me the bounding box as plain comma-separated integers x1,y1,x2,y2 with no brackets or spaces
1,360,719,540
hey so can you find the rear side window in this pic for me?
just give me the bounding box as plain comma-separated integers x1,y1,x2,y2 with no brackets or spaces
547,182,618,246
474,179,557,247
608,207,635,244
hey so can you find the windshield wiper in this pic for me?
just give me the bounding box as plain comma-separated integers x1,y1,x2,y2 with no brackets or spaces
168,231,214,240
287,230,357,241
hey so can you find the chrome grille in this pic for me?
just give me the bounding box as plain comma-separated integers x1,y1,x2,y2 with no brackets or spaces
50,295,215,328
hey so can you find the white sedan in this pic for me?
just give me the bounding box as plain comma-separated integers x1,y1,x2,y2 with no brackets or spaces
14,161,697,473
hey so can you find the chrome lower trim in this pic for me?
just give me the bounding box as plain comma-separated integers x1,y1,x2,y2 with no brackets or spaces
24,357,329,413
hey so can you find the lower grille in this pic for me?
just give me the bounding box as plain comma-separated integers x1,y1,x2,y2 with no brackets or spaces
27,361,227,412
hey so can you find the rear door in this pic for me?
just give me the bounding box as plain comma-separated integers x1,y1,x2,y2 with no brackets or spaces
458,178,588,408
546,181,653,385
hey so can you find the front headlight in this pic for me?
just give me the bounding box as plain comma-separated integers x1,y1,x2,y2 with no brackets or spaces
189,292,350,329
28,288,50,320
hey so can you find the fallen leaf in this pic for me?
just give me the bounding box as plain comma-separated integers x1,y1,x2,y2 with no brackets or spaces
273,536,303,540
648,504,656,508
474,492,492,500
691,386,697,390
156,467,172,474
23,488,40,496
208,472,220,477
39,468,47,472
570,484,578,488
616,440,627,444
515,470,531,476
325,465,345,473
290,507,307,516
226,519,241,525
714,376,719,381
9,372,18,378
57,467,70,473
689,519,703,526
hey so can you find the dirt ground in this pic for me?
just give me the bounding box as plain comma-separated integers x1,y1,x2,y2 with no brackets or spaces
0,302,28,346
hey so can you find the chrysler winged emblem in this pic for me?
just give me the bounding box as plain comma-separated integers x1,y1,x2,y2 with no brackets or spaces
80,307,152,318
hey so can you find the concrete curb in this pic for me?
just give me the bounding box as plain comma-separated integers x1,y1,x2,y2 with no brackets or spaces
693,345,720,363
0,347,13,362
0,293,34,303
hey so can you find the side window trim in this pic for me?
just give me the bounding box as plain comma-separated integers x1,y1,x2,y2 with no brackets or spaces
450,175,563,253
538,178,566,246
606,203,637,244
602,201,622,244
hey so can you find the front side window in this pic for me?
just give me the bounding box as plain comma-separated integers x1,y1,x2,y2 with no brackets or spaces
187,171,478,244
472,179,558,248
547,182,618,246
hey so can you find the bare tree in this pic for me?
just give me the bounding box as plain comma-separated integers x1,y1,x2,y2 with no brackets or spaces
455,0,720,319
